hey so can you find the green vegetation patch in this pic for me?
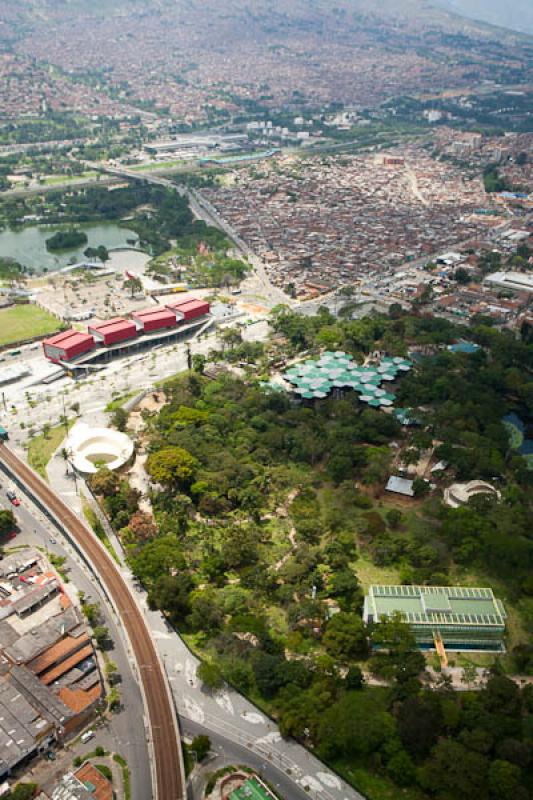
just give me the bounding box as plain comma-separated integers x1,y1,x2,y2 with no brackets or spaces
45,229,88,251
0,257,23,282
105,391,138,412
113,754,131,800
27,421,71,480
0,183,227,260
0,305,62,347
82,499,120,564
103,307,533,800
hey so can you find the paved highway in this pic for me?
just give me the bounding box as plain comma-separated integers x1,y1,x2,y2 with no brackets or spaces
0,444,184,800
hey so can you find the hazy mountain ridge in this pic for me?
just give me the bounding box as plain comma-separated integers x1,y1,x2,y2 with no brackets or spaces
1,0,528,33
436,0,533,36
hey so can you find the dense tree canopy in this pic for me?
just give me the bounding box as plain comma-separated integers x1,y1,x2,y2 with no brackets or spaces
108,308,533,800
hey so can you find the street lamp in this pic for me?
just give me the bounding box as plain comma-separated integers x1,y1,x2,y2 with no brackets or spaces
61,392,70,437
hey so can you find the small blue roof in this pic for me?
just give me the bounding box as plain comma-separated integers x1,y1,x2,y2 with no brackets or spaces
448,341,481,354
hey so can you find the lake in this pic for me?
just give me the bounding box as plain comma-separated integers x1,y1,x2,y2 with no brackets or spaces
0,222,141,273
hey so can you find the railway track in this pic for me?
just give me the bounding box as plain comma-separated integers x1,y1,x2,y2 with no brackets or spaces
0,444,184,800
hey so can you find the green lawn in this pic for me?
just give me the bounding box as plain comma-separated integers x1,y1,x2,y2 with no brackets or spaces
0,305,62,347
42,171,98,185
355,553,402,593
130,159,188,172
27,421,70,479
105,391,138,412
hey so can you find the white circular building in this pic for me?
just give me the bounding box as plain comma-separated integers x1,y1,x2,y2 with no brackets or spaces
444,480,500,508
65,422,134,475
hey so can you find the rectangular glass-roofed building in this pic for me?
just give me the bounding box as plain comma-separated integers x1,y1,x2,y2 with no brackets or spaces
363,584,507,651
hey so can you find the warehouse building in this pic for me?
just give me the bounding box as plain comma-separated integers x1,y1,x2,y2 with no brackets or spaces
88,317,138,346
0,550,102,780
42,297,211,366
166,297,210,321
484,271,533,294
132,307,178,332
364,584,507,652
43,331,96,363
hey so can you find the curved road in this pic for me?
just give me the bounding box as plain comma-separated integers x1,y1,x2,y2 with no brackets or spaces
0,444,183,800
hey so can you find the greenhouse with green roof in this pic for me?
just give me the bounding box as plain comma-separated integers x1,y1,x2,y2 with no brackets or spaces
281,350,412,407
364,584,507,652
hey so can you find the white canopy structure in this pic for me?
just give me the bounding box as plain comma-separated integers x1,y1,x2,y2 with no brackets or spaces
65,422,134,475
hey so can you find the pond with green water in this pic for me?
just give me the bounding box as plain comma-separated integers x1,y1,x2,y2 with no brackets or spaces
0,222,141,273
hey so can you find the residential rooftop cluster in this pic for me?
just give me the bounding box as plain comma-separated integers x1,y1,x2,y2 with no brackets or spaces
200,147,495,294
37,761,113,800
434,129,533,194
0,54,132,121
0,549,101,781
378,232,533,330
8,1,532,123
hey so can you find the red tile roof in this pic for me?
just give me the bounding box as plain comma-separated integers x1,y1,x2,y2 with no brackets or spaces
58,683,101,714
29,633,90,675
75,763,113,800
40,643,94,685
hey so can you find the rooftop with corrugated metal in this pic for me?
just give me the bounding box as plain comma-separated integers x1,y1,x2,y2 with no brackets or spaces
44,330,94,347
132,307,176,320
89,317,136,333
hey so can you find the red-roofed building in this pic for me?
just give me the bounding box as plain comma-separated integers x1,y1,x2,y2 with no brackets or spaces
74,762,113,800
132,307,178,332
88,318,138,346
43,330,96,363
166,298,210,321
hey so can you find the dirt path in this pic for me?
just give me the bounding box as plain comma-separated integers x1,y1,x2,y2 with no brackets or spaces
405,165,429,207
273,489,299,571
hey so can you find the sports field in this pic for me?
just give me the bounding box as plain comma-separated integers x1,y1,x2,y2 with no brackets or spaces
0,305,61,347
230,778,274,800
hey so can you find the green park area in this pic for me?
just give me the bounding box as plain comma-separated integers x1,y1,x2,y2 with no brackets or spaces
87,307,533,800
147,241,247,289
0,305,62,347
27,421,70,480
0,182,231,261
